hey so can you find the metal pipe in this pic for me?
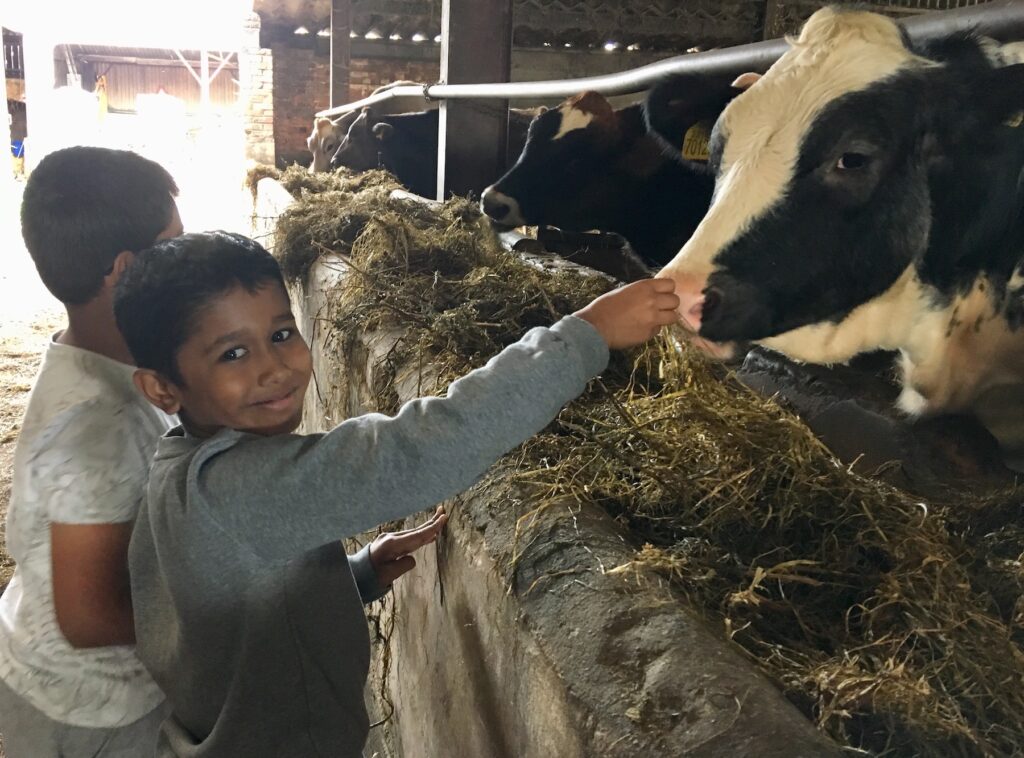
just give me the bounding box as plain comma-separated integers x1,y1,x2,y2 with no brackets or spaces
316,0,1024,118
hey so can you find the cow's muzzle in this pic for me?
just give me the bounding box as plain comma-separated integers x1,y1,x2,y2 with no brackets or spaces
481,187,525,227
660,269,741,360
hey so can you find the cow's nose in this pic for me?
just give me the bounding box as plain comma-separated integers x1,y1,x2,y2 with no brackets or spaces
701,287,724,326
481,191,509,220
481,187,524,226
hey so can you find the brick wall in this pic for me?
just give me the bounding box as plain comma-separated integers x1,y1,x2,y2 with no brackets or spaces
240,14,275,166
271,45,331,167
348,58,440,101
270,46,440,168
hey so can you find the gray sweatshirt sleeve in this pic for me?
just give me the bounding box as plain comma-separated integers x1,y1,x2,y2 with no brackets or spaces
349,546,389,604
196,315,608,563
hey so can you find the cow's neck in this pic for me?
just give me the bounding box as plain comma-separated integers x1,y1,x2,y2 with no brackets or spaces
898,274,1024,415
757,265,1024,416
607,138,714,266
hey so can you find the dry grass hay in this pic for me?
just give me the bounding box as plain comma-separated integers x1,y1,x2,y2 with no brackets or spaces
270,176,1024,757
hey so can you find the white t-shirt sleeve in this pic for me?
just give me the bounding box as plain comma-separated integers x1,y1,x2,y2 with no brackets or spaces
27,398,156,524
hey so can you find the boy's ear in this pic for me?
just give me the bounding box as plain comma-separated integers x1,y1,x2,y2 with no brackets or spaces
133,369,182,415
104,250,135,287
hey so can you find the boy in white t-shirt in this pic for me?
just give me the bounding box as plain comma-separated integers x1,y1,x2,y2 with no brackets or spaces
0,148,446,757
0,147,183,756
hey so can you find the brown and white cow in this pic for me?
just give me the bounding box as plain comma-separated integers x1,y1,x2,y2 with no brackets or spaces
650,8,1024,461
306,111,359,173
480,81,743,267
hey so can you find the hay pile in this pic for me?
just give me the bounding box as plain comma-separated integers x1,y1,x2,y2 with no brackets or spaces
267,173,1024,756
248,165,405,280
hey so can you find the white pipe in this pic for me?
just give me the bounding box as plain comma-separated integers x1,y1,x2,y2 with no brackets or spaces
315,1,1024,119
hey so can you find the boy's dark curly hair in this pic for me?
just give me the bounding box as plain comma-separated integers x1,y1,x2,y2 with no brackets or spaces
114,231,286,383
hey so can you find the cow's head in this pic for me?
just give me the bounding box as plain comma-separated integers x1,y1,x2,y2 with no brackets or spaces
483,92,634,230
307,113,356,173
656,8,1024,360
329,107,389,173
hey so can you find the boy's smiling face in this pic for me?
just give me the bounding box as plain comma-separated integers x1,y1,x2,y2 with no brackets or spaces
157,282,312,437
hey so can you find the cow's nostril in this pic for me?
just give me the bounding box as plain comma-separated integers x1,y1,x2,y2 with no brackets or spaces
702,287,724,324
483,196,510,220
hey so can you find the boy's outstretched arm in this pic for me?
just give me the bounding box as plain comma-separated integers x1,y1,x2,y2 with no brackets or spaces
199,280,679,562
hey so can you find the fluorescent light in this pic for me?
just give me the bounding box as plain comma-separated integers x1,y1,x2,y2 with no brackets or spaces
411,32,427,42
294,26,310,35
365,28,382,40
317,28,330,37
604,41,619,52
389,32,403,41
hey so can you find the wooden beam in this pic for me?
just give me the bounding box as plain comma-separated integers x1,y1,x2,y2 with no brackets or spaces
200,49,210,115
762,0,784,40
330,0,351,108
77,53,237,69
173,49,202,83
437,0,512,200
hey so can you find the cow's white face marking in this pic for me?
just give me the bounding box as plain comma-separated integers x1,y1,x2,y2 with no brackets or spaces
660,8,934,309
552,105,594,141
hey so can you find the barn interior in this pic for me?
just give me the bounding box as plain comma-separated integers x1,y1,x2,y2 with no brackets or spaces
4,1,1024,757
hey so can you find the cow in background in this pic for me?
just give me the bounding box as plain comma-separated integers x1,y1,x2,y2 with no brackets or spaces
330,106,540,198
307,110,359,173
307,81,435,173
651,7,1024,464
480,78,743,268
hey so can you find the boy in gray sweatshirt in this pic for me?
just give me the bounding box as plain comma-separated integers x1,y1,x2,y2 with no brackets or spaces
113,230,680,757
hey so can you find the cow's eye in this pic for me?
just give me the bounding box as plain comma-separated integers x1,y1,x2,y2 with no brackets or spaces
837,152,869,171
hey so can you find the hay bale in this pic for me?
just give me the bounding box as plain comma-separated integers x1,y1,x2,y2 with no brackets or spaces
272,178,1024,757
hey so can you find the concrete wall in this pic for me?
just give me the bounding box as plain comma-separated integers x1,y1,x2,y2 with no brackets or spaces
253,178,843,758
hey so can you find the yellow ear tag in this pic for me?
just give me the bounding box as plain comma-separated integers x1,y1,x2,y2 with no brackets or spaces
681,121,712,161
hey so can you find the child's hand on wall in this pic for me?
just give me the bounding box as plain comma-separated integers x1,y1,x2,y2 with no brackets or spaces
574,279,680,349
369,506,448,586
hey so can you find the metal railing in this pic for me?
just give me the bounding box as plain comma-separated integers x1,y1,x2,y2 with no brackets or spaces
316,0,1024,118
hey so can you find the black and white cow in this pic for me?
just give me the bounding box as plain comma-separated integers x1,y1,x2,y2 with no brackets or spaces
329,107,538,198
651,8,1024,459
481,83,743,267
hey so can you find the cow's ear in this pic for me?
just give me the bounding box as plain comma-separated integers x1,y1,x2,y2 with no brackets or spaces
731,72,762,89
645,72,745,155
536,105,549,114
316,117,333,138
372,122,394,141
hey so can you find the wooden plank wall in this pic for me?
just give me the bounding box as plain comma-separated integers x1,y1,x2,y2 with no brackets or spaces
101,62,238,113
